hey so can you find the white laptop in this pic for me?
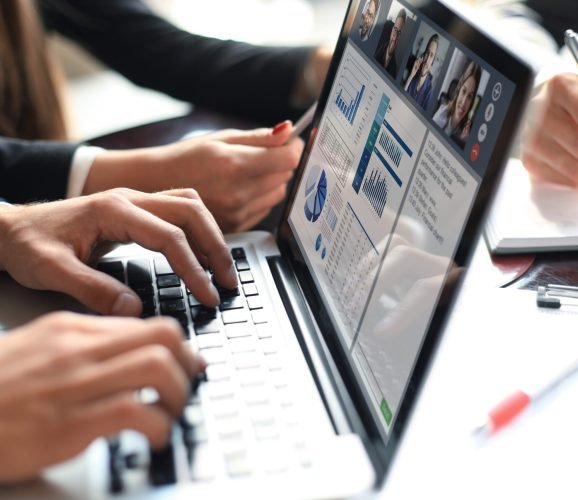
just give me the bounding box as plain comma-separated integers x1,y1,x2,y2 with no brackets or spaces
0,0,533,498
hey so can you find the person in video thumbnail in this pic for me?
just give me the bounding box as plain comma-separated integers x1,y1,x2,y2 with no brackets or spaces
433,60,482,148
404,34,439,110
375,8,407,78
359,0,380,42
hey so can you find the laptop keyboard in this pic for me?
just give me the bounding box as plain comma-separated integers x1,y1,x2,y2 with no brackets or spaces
97,247,311,493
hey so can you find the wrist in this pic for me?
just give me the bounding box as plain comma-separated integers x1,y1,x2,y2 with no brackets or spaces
82,147,162,195
0,205,17,271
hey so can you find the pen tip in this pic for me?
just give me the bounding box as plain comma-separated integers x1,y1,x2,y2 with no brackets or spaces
471,422,489,439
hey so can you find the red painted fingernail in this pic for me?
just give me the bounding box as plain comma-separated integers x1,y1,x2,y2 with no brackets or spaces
272,120,292,135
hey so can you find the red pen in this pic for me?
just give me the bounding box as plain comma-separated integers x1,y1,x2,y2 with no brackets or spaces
473,360,578,436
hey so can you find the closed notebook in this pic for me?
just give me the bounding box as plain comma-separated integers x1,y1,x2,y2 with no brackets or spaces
485,159,578,254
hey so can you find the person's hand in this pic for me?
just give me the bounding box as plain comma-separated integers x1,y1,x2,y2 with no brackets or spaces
405,55,423,90
521,73,578,186
83,124,304,232
460,119,472,143
0,188,236,316
0,312,205,483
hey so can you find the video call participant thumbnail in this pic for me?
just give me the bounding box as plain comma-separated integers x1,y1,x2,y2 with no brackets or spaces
433,59,482,149
358,0,381,42
404,33,440,110
374,7,407,78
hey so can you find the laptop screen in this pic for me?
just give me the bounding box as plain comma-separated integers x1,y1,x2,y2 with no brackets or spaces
281,0,532,445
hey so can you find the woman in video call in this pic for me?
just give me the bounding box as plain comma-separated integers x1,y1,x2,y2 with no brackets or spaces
404,33,439,110
432,60,481,148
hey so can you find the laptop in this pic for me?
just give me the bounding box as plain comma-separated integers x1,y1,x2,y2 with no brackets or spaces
0,0,533,498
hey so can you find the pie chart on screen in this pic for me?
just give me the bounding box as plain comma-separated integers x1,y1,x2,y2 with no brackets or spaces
304,165,327,223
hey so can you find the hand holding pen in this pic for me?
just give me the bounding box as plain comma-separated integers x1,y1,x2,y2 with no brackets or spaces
520,31,578,187
284,102,317,144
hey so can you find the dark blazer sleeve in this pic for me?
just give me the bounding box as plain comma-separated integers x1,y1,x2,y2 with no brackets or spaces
0,136,78,203
39,0,314,123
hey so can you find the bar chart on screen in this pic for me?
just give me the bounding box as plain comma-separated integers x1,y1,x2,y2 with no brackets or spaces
330,46,377,145
352,90,426,222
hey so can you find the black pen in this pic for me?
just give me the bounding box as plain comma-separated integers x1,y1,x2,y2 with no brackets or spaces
564,29,578,64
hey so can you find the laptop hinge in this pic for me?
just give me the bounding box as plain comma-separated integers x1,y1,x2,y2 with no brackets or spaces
267,255,372,440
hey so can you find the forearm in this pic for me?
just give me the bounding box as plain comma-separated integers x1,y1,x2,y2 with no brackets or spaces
81,147,165,195
41,0,315,123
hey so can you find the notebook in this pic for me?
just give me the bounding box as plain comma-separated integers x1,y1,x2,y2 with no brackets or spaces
0,0,533,498
485,158,578,254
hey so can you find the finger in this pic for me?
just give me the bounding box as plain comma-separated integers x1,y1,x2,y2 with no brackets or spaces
240,184,288,226
54,344,190,418
57,315,206,377
94,192,221,307
214,124,295,148
522,150,577,187
37,250,143,317
225,141,303,179
63,393,174,453
549,74,578,121
539,106,578,167
233,208,272,232
121,190,237,292
524,133,578,186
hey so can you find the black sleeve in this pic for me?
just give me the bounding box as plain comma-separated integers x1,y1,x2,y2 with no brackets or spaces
524,0,576,48
0,136,78,203
39,0,314,124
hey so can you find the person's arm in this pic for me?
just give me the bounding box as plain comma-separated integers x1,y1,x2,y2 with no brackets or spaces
82,123,304,232
521,73,578,186
1,121,303,232
0,312,205,483
39,0,327,123
0,188,237,315
0,136,77,203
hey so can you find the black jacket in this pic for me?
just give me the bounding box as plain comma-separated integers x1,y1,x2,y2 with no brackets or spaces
0,0,311,203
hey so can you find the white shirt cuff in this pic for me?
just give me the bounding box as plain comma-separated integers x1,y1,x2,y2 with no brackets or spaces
66,146,105,199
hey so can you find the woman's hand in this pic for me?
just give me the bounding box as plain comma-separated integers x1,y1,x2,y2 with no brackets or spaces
521,73,578,187
84,124,304,232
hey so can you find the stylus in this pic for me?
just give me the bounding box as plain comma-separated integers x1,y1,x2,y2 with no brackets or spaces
565,29,578,64
472,359,578,437
286,102,317,143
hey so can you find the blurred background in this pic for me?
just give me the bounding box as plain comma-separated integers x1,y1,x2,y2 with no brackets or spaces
51,0,348,140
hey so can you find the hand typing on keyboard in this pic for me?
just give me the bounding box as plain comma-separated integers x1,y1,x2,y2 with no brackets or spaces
0,312,206,483
0,188,237,315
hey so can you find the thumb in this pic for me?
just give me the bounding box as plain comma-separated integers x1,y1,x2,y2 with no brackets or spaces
219,120,294,148
53,257,142,316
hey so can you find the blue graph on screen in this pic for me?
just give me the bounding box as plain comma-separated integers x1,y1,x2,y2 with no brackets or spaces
304,165,327,223
335,85,365,125
332,55,369,128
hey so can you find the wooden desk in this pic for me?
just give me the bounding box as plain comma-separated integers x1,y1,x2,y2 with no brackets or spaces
89,109,575,291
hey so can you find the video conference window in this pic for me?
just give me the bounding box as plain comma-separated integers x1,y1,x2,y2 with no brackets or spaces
402,21,450,111
374,1,417,80
432,48,490,149
357,0,381,42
